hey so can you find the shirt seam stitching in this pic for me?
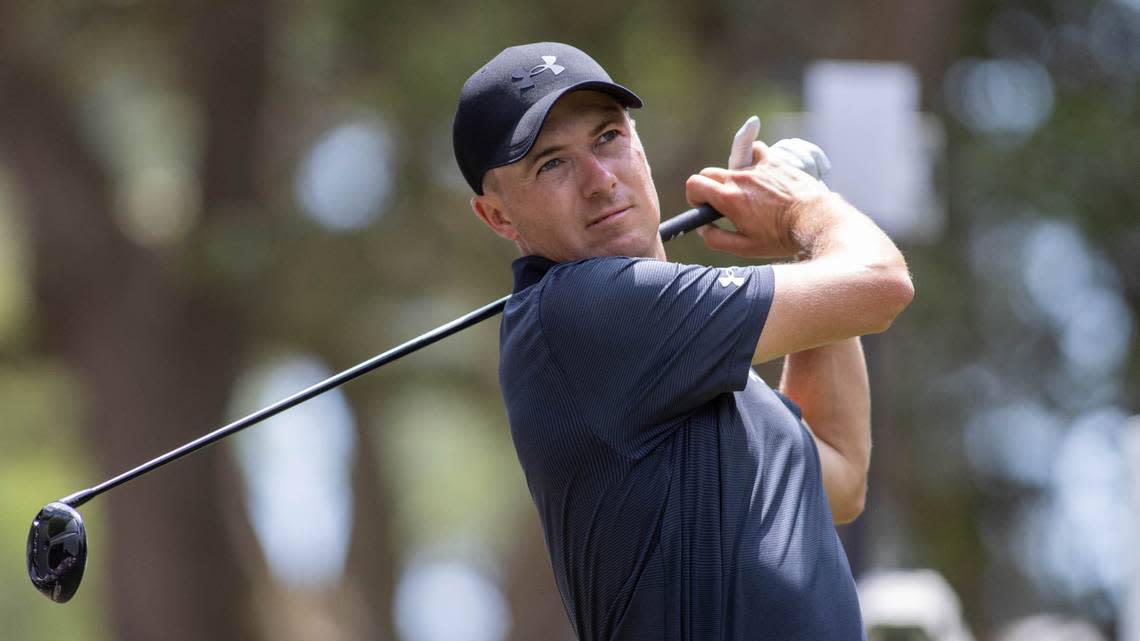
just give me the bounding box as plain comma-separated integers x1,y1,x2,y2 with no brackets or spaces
535,269,639,463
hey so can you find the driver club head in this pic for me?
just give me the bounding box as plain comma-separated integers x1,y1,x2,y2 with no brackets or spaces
27,501,87,603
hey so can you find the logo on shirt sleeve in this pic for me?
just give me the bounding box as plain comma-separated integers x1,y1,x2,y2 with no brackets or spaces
717,267,746,287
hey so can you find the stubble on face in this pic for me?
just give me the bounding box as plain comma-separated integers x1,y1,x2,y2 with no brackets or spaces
476,91,666,262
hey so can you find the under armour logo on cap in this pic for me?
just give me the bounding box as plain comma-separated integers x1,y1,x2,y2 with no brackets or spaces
511,55,566,91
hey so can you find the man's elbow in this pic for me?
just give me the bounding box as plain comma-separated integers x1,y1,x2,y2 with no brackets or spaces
832,484,867,525
865,261,914,334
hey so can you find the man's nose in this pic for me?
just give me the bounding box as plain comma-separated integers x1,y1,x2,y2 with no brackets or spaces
580,154,618,199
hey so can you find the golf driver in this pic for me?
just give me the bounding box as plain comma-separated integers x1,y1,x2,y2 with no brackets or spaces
23,204,722,605
28,119,830,604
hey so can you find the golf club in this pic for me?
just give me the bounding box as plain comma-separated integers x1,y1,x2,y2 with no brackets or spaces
26,114,821,604
25,202,725,604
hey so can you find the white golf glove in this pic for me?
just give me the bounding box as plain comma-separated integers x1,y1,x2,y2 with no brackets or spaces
769,137,831,185
727,116,831,186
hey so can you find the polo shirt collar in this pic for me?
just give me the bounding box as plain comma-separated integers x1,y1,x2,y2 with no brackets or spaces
512,255,559,292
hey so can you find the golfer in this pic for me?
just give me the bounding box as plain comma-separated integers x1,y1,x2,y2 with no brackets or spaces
453,42,913,641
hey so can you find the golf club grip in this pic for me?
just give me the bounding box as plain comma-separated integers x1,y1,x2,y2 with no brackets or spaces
659,204,722,242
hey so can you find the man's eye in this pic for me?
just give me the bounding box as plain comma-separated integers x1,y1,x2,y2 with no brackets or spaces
598,129,619,144
538,158,562,174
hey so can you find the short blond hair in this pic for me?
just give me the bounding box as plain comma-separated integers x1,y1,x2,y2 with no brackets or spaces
481,170,500,195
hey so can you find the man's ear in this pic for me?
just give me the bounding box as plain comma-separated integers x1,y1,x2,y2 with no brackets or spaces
471,193,519,242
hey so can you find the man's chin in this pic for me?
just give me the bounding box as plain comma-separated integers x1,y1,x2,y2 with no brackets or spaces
590,233,662,260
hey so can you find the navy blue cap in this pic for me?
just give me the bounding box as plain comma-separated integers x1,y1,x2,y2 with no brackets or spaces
453,42,643,194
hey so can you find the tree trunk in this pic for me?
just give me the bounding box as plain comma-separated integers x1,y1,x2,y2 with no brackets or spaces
0,1,271,639
344,404,400,641
505,515,575,641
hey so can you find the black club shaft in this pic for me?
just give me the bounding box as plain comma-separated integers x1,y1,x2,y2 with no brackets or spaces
57,204,722,509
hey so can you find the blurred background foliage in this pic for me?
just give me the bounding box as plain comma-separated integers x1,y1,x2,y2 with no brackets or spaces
0,0,1137,640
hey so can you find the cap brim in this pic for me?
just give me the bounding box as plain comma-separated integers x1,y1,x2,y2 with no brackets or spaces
494,81,643,174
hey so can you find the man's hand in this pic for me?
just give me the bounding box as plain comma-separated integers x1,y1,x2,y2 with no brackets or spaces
687,141,834,259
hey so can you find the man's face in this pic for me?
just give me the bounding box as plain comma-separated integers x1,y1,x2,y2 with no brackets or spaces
471,91,665,262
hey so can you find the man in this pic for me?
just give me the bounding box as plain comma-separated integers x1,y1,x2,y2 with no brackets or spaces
453,42,913,641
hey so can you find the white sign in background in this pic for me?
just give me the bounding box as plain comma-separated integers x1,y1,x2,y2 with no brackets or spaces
765,60,944,244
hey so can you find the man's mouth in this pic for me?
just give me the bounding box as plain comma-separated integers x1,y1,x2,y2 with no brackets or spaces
587,206,631,228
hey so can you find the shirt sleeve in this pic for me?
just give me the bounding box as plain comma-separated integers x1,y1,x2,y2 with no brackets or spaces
772,389,803,419
538,256,775,457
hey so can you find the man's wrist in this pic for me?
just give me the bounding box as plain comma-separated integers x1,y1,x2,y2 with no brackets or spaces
786,192,846,258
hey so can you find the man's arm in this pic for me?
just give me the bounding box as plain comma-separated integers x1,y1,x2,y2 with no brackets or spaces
780,338,869,524
686,141,913,523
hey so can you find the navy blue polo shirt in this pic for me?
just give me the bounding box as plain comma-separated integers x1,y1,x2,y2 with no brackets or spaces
499,255,864,641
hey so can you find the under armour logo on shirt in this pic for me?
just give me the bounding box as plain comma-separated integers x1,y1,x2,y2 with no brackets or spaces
511,56,566,92
718,267,745,287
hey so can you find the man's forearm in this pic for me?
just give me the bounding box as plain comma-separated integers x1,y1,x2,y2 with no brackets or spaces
779,336,871,523
792,195,913,337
